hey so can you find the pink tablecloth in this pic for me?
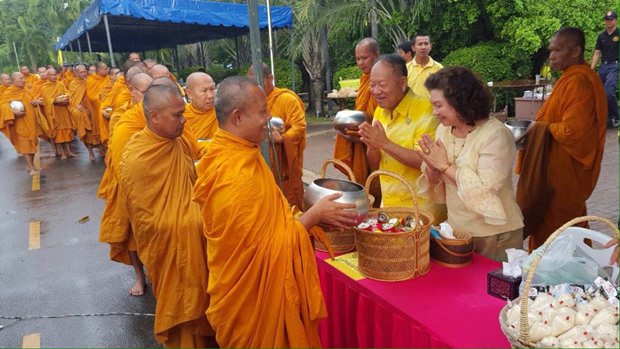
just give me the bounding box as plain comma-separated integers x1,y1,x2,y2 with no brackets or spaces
315,251,511,348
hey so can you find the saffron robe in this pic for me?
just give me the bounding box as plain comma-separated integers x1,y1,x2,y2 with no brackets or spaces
0,86,38,154
40,81,74,143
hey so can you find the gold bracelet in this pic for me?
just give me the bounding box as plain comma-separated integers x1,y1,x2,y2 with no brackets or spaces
439,163,451,173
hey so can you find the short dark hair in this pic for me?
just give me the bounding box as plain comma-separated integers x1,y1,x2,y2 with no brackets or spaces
412,34,431,44
397,41,413,54
424,66,490,125
554,27,586,58
375,54,408,77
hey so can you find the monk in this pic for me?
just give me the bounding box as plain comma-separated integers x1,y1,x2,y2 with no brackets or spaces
248,64,306,207
68,65,97,159
21,66,39,90
143,58,157,72
62,65,75,89
184,72,218,140
99,72,153,297
41,68,77,159
0,74,13,140
193,76,357,348
149,65,186,97
0,72,39,175
29,69,56,147
107,65,145,135
333,38,380,187
0,73,11,93
127,52,141,62
101,61,134,137
88,65,96,75
517,27,607,250
118,85,214,348
86,62,110,149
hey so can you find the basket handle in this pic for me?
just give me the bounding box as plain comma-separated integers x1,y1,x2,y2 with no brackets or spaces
433,238,475,257
518,215,620,345
364,170,420,229
321,159,356,182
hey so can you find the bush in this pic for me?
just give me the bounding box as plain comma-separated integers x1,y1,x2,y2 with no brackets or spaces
180,66,204,81
205,64,240,83
238,58,302,92
332,65,361,90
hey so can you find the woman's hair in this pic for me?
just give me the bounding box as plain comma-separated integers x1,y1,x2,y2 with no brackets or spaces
424,66,491,125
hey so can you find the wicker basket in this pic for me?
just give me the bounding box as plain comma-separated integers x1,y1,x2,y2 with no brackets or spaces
354,170,433,281
499,216,620,348
314,159,358,253
429,230,474,268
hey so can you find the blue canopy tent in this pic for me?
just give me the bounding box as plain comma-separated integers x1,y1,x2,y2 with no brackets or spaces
55,0,293,66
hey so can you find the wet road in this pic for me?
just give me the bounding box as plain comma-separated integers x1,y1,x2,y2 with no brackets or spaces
0,136,158,348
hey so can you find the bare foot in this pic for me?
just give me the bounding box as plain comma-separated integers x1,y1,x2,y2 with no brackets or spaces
60,155,67,160
129,279,146,296
68,152,78,157
88,153,95,161
29,169,39,176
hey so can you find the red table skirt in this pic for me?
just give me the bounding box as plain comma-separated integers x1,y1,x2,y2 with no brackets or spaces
315,252,511,348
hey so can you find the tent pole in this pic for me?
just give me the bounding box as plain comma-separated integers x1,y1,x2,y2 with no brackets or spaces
199,42,206,69
248,0,275,171
266,0,276,84
174,46,181,79
77,38,83,63
86,31,93,63
13,42,20,70
103,14,116,67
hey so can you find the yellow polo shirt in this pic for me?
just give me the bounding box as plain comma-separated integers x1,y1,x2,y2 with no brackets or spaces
407,57,443,99
374,90,439,215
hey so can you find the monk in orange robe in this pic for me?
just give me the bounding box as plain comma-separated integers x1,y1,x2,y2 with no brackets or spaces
248,64,306,207
0,74,12,140
333,38,379,186
193,76,358,348
106,63,142,136
0,72,39,174
68,65,101,160
99,73,153,297
119,85,214,348
86,62,111,150
21,66,39,90
149,64,186,98
30,70,56,147
41,68,77,159
184,72,218,140
517,28,607,250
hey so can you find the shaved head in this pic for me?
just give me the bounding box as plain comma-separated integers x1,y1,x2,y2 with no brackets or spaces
129,72,153,103
186,72,215,90
553,27,585,57
128,52,141,62
47,68,58,82
149,64,169,78
151,76,177,89
143,58,157,70
357,37,380,53
143,85,182,117
1,73,11,87
11,72,25,88
75,64,88,80
215,76,260,124
37,67,47,75
126,66,146,85
186,72,216,111
143,85,185,139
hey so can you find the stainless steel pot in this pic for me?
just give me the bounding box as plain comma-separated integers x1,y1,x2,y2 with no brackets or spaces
269,116,285,133
505,120,533,150
303,177,370,224
333,110,367,142
9,100,24,113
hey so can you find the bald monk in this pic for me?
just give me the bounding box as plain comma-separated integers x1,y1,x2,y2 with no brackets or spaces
107,65,146,135
333,38,380,186
127,52,141,62
68,65,96,159
248,64,306,207
0,74,13,140
62,65,75,89
184,72,218,139
88,65,96,75
99,72,153,296
517,27,607,250
87,62,110,149
193,76,357,348
30,69,55,146
149,65,186,97
0,72,39,175
21,66,39,90
69,65,103,159
118,85,214,348
40,68,77,159
101,61,135,136
143,58,157,72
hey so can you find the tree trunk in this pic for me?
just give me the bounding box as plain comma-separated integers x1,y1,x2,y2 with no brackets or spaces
27,46,36,71
311,78,324,117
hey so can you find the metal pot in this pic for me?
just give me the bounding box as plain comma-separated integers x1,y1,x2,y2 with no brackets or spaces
9,100,24,113
333,110,367,142
505,120,533,150
303,177,370,224
269,117,285,133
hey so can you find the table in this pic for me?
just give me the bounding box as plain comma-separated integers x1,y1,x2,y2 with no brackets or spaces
327,95,356,111
490,79,551,114
315,251,511,348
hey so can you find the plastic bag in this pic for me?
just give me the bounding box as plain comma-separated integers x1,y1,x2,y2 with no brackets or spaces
519,229,613,294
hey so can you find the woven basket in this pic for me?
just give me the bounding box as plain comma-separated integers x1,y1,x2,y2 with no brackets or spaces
429,230,474,268
314,159,358,253
354,170,433,281
499,216,619,348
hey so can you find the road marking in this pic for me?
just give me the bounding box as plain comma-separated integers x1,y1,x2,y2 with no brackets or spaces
31,174,40,191
22,333,40,348
29,221,40,250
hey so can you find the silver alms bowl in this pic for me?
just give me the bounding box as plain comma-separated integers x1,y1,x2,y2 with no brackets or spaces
333,110,367,142
9,100,24,113
303,177,370,224
505,120,533,150
269,117,286,133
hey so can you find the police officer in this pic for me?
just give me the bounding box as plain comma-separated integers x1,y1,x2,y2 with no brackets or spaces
591,11,619,129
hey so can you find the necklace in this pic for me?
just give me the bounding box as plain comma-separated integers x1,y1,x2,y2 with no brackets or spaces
450,126,470,162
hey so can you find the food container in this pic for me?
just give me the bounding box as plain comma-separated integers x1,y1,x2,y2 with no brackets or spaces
504,120,533,149
269,117,285,133
333,110,367,142
102,107,113,119
430,230,474,268
9,100,25,113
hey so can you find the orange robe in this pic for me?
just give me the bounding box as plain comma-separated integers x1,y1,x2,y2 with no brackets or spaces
68,79,99,145
40,81,74,143
31,79,54,140
193,129,327,348
99,103,203,264
0,86,38,154
333,72,377,184
0,85,12,140
86,74,111,144
62,70,75,89
24,74,38,90
107,87,132,137
517,64,607,250
118,127,213,348
100,77,130,137
183,103,218,140
266,87,306,208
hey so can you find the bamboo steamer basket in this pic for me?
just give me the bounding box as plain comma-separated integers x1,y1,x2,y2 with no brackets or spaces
314,159,358,253
499,216,619,347
354,170,433,281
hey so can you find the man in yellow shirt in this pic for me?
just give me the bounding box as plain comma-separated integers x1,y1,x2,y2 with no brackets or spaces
359,54,443,222
407,35,443,99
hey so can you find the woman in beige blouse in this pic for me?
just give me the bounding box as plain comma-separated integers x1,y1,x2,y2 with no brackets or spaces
416,67,524,262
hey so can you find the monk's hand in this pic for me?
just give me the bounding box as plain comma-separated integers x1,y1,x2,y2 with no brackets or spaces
270,128,284,143
300,193,358,230
359,120,388,150
37,97,44,106
30,100,39,106
12,110,25,118
603,238,619,265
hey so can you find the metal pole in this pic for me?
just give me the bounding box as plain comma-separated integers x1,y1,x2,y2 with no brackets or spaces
86,31,93,63
370,0,378,39
13,42,20,70
174,46,181,79
77,38,83,63
198,42,206,69
103,14,116,67
248,0,273,169
266,0,276,84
